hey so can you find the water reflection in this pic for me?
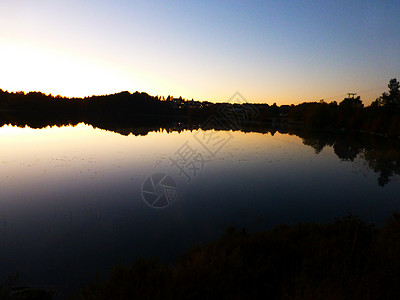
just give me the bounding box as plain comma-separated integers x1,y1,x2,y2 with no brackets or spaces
301,132,400,186
0,120,399,297
1,116,399,187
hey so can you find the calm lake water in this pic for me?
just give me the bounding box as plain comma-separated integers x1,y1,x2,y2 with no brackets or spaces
0,123,399,296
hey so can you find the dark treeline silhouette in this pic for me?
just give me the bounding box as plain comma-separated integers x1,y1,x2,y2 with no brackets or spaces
288,78,400,137
0,90,178,120
1,78,400,136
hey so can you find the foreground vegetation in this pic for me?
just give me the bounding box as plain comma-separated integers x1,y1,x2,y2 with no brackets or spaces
69,213,400,300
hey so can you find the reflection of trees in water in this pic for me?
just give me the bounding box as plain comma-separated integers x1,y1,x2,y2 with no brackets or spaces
333,136,364,162
360,148,400,187
302,133,400,187
1,113,399,187
301,134,335,154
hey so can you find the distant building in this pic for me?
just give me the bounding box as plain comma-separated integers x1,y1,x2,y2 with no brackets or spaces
279,105,290,117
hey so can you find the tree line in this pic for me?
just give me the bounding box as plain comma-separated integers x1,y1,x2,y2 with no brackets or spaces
285,78,400,137
0,78,399,136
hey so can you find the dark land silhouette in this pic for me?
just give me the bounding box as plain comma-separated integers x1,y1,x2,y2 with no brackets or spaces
1,78,400,137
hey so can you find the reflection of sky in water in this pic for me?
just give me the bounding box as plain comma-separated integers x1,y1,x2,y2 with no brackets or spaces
0,123,399,296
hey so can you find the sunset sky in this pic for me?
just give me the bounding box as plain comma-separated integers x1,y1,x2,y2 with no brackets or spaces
1,0,399,105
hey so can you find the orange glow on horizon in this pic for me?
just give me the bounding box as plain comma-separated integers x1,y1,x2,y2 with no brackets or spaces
0,39,388,106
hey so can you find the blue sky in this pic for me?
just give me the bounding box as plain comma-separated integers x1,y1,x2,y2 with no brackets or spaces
1,0,399,104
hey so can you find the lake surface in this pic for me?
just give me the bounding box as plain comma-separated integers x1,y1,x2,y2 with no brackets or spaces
0,123,399,297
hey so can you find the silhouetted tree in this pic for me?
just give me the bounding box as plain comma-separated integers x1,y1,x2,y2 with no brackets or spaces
372,78,400,109
339,95,363,109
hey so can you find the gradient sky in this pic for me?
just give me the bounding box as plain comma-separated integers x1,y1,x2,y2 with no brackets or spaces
1,0,399,105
